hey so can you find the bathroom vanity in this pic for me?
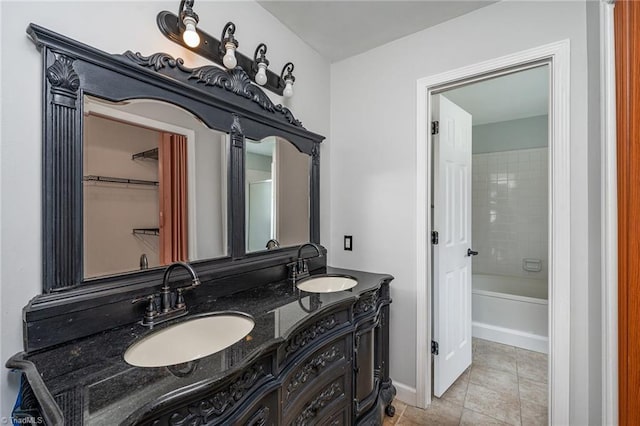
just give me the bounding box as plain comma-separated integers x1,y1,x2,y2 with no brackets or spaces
9,267,395,425
6,21,395,426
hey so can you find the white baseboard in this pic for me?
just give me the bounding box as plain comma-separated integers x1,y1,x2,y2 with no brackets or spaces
472,321,548,354
392,380,417,407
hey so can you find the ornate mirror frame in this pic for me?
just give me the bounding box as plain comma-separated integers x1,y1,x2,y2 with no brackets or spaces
30,23,324,296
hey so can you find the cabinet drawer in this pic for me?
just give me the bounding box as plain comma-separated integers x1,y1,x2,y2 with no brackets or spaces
284,367,350,426
279,307,351,367
283,337,350,409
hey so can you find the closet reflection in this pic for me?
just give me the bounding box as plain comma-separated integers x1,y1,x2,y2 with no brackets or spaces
245,136,310,252
83,97,228,278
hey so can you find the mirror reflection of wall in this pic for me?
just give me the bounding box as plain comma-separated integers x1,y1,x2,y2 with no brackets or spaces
245,137,310,252
83,97,228,278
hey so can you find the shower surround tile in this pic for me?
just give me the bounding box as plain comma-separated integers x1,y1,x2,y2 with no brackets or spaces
472,147,548,280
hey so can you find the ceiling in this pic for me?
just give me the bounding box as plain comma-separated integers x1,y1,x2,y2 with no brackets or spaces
442,65,549,125
257,1,498,63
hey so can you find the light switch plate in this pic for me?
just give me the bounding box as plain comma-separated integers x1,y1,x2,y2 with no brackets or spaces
344,235,352,251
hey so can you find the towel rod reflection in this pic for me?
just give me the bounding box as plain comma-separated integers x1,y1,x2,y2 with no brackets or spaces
83,175,159,186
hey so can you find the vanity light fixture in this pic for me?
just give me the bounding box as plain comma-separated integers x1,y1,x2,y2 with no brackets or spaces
179,0,200,48
253,43,269,86
281,63,295,98
157,2,297,96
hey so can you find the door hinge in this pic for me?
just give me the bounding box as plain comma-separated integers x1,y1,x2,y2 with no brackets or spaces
431,231,439,245
431,341,439,355
431,121,439,135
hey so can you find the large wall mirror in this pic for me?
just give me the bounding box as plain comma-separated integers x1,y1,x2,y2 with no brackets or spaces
28,24,324,296
245,137,310,253
83,97,228,278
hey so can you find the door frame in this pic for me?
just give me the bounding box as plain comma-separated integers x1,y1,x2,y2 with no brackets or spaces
415,40,571,425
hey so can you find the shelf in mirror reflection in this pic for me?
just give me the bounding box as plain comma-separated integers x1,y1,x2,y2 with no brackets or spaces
83,96,228,279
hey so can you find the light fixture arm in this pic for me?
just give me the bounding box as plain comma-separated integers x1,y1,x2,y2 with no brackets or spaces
253,43,269,70
178,0,198,28
280,62,295,85
219,22,238,55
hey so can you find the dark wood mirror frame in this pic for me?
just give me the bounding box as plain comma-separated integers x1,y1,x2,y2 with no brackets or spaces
23,24,324,350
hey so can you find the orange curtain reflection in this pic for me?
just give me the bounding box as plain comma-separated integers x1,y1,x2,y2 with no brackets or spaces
159,132,188,263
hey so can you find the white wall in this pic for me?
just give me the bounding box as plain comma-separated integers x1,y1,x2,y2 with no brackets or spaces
0,0,330,418
472,115,548,154
330,1,599,423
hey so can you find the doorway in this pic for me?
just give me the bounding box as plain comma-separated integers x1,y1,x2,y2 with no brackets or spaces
415,41,571,425
431,66,550,423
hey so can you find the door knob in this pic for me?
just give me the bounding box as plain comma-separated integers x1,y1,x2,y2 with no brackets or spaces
467,249,478,257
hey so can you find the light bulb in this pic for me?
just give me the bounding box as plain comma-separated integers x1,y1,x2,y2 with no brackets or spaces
283,79,294,97
223,43,237,69
182,17,200,48
255,63,268,86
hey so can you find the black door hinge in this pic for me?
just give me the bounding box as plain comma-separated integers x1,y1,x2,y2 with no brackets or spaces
431,121,439,135
431,341,439,355
431,231,439,245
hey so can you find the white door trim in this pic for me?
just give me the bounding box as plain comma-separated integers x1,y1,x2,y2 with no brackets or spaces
415,40,571,425
600,0,618,424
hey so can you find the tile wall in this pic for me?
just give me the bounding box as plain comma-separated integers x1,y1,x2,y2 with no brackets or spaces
472,147,548,279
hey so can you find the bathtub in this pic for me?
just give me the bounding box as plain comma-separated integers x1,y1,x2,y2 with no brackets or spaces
472,273,548,353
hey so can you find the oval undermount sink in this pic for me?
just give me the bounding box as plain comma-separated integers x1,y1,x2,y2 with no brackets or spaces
124,313,255,368
296,275,358,293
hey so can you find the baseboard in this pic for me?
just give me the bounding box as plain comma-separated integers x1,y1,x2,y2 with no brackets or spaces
391,380,417,407
472,321,548,353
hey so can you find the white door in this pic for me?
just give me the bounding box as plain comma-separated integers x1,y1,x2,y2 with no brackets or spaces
432,94,473,397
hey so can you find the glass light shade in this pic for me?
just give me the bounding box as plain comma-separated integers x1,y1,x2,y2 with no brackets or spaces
182,17,200,48
283,79,294,97
223,43,237,69
255,63,268,86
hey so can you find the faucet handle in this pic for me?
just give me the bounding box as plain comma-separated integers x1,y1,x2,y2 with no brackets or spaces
132,295,158,325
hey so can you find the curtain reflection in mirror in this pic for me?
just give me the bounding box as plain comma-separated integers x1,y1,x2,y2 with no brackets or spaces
159,133,188,263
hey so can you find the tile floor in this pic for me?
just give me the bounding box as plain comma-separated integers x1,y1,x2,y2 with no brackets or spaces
384,338,548,426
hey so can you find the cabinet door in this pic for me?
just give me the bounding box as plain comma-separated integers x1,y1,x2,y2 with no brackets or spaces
232,389,279,426
355,328,375,402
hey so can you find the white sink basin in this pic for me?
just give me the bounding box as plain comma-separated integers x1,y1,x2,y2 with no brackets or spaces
124,313,255,367
296,275,358,293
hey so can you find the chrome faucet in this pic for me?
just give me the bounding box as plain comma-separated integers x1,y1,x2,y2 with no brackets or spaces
133,261,201,327
289,242,324,283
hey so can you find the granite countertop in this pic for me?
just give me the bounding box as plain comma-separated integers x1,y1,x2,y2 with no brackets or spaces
10,267,392,425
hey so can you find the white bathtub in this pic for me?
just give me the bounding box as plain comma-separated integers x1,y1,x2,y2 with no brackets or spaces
472,273,548,353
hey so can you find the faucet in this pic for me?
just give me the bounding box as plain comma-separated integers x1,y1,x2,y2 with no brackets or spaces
160,261,201,312
289,242,324,283
265,239,280,250
133,261,201,327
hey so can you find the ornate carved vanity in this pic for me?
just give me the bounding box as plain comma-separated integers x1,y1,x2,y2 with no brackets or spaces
6,23,395,426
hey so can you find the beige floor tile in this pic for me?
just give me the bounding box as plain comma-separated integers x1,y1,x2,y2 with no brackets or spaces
460,408,512,425
469,364,518,394
464,382,521,425
516,349,547,384
521,400,548,426
473,349,518,375
474,338,517,357
518,377,547,407
397,399,463,426
438,368,471,405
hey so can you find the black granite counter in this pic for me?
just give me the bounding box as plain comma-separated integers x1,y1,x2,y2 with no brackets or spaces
8,267,392,425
